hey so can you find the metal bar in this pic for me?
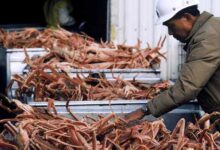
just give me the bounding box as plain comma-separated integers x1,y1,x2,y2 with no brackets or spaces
70,69,160,73
6,48,45,53
30,102,201,115
23,68,160,73
28,100,199,107
28,100,148,106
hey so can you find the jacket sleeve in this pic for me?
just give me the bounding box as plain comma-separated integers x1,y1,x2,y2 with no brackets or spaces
148,33,220,117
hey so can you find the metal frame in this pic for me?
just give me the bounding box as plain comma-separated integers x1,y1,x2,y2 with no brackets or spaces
27,100,202,130
28,100,201,114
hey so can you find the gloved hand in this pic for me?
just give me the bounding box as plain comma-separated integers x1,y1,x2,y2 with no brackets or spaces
124,105,150,123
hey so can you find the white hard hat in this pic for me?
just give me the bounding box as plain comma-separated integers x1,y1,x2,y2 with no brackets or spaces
156,0,199,24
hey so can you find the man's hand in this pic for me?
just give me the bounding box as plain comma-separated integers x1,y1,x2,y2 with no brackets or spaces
125,105,150,123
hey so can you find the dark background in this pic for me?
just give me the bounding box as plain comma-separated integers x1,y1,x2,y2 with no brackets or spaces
0,0,110,41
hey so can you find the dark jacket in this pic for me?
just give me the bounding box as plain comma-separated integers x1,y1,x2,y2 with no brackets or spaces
148,11,220,117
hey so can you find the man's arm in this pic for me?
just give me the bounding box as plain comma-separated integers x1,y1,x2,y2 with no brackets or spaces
148,33,220,117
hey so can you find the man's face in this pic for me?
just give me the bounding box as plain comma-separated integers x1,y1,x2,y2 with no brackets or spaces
163,16,192,43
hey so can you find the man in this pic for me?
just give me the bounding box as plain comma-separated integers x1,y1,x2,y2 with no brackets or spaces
44,0,76,29
126,0,220,128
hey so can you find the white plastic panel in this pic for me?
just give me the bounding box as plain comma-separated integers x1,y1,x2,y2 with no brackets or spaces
199,0,211,12
124,0,139,45
117,0,125,43
212,0,220,17
139,0,154,47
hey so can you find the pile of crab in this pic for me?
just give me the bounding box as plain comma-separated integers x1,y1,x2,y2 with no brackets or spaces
7,64,169,102
0,28,165,69
4,28,169,101
0,99,220,150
